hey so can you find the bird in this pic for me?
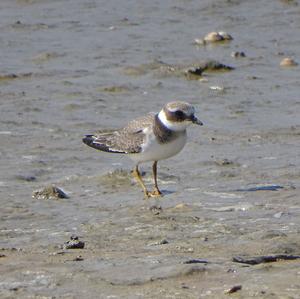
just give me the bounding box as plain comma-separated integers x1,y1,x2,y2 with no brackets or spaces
82,101,203,198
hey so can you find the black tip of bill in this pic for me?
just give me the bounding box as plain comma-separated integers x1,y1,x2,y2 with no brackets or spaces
192,116,203,126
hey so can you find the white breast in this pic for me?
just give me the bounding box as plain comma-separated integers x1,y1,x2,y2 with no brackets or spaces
129,129,187,164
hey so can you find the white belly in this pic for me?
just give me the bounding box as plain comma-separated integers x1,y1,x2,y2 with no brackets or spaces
129,131,187,164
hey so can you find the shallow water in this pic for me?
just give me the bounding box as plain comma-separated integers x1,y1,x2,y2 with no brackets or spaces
1,0,300,298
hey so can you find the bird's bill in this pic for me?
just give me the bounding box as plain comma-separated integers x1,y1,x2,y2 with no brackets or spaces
191,115,203,126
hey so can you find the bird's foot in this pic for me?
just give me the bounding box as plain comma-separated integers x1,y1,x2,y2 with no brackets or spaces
144,188,163,198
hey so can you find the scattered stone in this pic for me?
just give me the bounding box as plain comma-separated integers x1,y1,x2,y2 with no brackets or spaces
11,21,51,30
218,31,233,40
149,205,162,215
32,185,69,200
215,158,235,166
205,32,224,42
225,285,242,294
231,51,246,58
280,57,298,67
183,259,208,264
158,239,169,245
15,174,37,182
1,247,22,252
209,86,225,91
0,72,33,81
176,246,194,253
273,212,284,218
149,239,169,246
232,254,300,265
0,254,6,258
185,61,234,79
203,60,234,71
181,283,189,289
63,236,85,250
73,255,84,261
185,66,203,77
123,59,233,80
195,31,233,45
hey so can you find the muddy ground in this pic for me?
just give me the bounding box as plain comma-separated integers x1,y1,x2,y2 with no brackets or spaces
1,0,300,298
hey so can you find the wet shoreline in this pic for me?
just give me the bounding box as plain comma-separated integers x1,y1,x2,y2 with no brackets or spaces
1,0,300,298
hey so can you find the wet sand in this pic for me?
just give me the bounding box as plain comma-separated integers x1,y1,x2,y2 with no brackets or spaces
1,0,300,298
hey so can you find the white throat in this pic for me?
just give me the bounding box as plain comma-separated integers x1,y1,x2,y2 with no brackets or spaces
158,110,190,132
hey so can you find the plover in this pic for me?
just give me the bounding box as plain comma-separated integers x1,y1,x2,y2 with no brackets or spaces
83,101,203,198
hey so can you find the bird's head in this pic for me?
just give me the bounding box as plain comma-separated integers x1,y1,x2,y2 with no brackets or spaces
158,101,203,131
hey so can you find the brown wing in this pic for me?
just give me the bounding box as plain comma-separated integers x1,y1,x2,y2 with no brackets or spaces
82,113,155,154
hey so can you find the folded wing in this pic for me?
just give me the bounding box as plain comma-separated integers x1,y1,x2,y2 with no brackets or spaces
83,113,155,154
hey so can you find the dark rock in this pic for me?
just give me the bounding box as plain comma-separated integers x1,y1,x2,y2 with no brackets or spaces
183,259,209,264
149,205,162,215
231,51,246,58
32,185,69,200
225,285,242,294
63,236,85,250
233,254,300,265
15,174,37,182
73,255,84,261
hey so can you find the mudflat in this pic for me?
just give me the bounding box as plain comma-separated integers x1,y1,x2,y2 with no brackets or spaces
1,0,299,298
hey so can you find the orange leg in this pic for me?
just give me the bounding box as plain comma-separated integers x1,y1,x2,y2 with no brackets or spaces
132,165,150,198
149,161,162,197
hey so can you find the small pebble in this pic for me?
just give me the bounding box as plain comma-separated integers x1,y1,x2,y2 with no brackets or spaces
149,239,169,246
195,31,232,45
205,31,233,42
15,174,37,182
218,31,233,40
63,235,85,250
204,31,224,42
149,205,162,215
181,283,189,289
210,86,224,91
183,259,208,264
225,285,242,294
73,255,84,261
215,158,234,166
185,67,203,76
231,51,246,58
33,185,69,200
273,212,284,218
280,57,298,67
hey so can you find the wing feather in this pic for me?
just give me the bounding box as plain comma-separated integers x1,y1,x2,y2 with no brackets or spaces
82,113,155,154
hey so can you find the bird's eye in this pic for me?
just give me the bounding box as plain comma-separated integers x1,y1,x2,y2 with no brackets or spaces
175,110,184,118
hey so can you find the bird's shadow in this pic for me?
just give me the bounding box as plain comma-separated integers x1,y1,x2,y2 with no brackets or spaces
160,189,176,196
